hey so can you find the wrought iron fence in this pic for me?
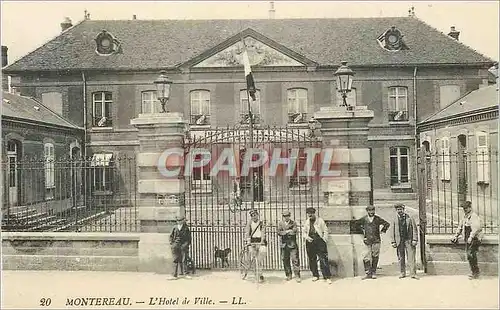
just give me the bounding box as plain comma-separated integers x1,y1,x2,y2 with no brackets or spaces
1,156,138,232
418,149,498,235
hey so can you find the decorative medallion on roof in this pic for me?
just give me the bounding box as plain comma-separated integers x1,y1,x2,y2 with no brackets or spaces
194,36,303,68
94,30,122,56
377,26,409,51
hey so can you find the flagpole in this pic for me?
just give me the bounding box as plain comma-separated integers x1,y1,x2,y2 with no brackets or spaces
241,37,255,211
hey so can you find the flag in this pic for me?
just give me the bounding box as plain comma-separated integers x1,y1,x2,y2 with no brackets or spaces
241,44,256,101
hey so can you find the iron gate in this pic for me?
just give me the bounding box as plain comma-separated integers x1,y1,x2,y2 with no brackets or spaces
184,125,323,270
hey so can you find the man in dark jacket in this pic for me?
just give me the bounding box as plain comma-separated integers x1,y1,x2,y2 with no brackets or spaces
354,205,390,279
278,210,301,282
390,204,419,279
169,215,191,279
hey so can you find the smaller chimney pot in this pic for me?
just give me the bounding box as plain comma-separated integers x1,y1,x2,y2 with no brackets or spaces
60,17,73,32
448,25,460,41
133,14,137,20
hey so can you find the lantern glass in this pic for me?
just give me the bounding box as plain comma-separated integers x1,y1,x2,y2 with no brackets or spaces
154,71,172,101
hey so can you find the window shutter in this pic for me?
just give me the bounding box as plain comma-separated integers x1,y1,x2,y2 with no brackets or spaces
439,138,451,180
476,132,489,183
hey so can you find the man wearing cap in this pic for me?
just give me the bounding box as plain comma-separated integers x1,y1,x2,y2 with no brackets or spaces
389,204,419,279
278,210,301,282
245,209,267,282
303,207,332,284
353,205,390,280
169,214,192,280
451,201,484,279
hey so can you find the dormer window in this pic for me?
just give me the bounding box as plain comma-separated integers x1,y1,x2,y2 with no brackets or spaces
377,26,409,51
95,30,121,56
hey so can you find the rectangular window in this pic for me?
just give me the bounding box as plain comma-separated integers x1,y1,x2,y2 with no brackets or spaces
390,147,410,186
476,132,489,183
141,91,161,114
44,143,55,200
287,88,308,123
388,87,408,122
440,85,460,109
336,88,357,107
190,90,211,125
92,92,113,127
90,153,113,191
439,137,451,181
289,149,310,189
240,89,260,123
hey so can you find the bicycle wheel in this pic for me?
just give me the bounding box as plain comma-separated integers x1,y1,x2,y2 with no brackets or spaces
238,248,250,280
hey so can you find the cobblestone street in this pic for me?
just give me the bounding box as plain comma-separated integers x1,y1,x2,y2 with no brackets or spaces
2,270,498,309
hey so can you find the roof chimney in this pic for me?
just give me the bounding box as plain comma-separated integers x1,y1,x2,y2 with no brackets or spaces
60,17,73,32
448,26,460,40
2,46,7,68
132,14,137,20
269,1,275,19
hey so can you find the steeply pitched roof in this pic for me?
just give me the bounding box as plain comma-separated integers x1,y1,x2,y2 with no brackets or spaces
420,85,498,124
3,17,495,72
1,91,82,130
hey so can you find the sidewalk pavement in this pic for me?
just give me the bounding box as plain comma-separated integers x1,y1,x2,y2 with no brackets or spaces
2,270,498,309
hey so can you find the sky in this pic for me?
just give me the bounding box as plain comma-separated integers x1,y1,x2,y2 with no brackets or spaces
1,1,499,64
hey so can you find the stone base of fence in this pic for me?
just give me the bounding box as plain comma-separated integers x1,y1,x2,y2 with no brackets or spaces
326,234,365,277
2,232,140,271
426,234,499,276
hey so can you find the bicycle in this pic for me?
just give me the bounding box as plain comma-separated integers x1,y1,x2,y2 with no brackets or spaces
238,242,263,283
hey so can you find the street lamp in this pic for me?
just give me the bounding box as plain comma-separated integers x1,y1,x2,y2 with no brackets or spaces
334,61,355,108
154,70,172,113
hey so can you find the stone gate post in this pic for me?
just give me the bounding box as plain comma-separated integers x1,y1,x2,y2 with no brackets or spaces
314,106,374,277
130,113,186,273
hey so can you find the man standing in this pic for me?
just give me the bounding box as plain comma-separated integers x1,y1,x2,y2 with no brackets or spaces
303,207,332,284
354,205,390,280
451,201,483,279
169,215,191,280
389,204,419,279
278,210,301,282
245,209,267,283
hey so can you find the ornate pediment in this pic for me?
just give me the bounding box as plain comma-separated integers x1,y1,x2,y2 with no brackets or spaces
193,36,304,68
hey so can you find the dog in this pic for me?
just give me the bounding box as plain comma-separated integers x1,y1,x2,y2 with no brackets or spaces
214,246,231,268
184,255,196,275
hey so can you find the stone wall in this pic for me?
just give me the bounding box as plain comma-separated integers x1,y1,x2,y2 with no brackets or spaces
2,232,140,271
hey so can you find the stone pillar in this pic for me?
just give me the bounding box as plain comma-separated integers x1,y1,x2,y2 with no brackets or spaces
130,113,186,274
314,106,374,277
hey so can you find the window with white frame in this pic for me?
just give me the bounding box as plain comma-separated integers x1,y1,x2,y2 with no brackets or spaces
92,92,113,127
390,147,410,186
440,85,460,109
240,89,261,122
191,154,212,193
91,153,113,192
287,88,308,123
289,148,310,189
388,87,408,121
141,91,161,114
476,131,489,183
336,88,357,107
190,90,211,125
44,143,55,199
439,137,451,181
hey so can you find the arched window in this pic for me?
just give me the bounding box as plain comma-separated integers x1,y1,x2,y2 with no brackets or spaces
190,90,210,125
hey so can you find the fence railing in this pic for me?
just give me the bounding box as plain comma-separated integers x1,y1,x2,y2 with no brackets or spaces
418,149,498,235
1,156,138,232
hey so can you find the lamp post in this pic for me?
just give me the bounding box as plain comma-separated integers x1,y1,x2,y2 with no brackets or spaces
334,61,355,109
154,70,172,113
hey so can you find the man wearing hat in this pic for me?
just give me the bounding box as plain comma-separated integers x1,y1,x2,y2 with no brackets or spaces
451,201,484,279
278,210,301,282
169,214,192,279
389,204,419,279
303,207,332,284
245,209,267,282
353,205,390,279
